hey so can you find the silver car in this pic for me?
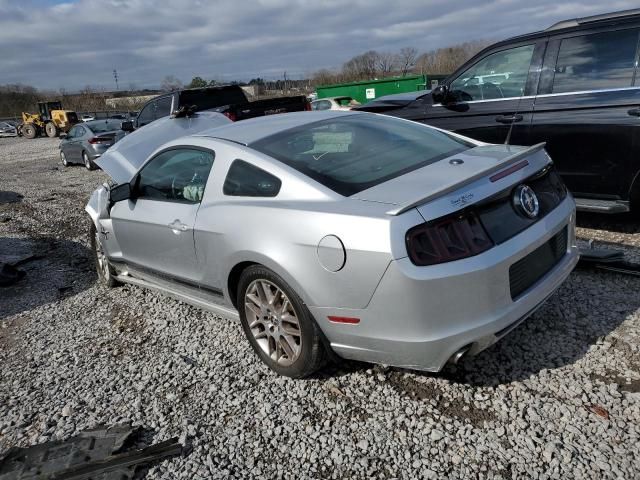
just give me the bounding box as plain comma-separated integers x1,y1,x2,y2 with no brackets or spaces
59,120,127,170
86,110,579,378
0,121,17,137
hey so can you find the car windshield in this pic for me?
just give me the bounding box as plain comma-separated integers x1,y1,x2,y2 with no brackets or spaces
86,120,122,133
251,114,473,196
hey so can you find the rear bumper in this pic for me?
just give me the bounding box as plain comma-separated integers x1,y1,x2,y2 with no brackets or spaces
310,196,578,372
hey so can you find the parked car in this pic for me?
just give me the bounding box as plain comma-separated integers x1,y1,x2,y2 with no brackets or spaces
59,119,127,170
0,121,17,137
86,110,578,378
125,85,310,130
356,8,640,215
80,114,95,122
311,96,361,111
109,114,127,120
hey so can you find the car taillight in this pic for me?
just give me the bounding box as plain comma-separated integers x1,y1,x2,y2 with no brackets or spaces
304,101,312,111
223,112,237,122
88,137,111,144
406,211,493,266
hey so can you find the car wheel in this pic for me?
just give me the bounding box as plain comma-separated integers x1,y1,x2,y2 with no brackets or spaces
60,151,68,167
237,265,326,378
83,151,96,171
89,223,119,287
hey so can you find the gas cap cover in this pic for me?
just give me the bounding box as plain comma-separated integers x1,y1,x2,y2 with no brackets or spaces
317,235,346,272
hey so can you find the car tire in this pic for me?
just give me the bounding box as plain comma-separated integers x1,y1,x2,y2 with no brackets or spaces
83,151,96,171
60,151,68,167
45,122,59,138
22,124,37,139
89,223,119,288
237,265,326,378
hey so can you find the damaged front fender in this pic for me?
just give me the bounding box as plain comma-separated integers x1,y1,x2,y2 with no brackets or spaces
85,183,111,228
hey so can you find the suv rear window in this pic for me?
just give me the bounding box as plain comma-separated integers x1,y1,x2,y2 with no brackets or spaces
251,114,472,196
552,29,640,94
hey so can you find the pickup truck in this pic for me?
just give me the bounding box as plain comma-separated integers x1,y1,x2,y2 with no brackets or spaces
125,85,310,130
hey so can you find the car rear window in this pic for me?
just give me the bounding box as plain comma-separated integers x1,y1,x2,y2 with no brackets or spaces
250,114,472,196
86,120,122,133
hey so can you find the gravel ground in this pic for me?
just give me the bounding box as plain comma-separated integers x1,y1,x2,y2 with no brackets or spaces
1,136,639,479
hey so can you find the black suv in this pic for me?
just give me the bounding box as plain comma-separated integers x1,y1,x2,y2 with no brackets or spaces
357,9,640,214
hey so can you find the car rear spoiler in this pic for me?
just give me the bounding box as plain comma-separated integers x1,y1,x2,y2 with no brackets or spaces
387,142,547,216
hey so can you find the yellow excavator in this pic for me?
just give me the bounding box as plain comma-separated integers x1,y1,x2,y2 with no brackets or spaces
18,101,79,139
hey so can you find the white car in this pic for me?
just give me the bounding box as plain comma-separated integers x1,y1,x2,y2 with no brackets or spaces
311,96,360,111
81,114,95,122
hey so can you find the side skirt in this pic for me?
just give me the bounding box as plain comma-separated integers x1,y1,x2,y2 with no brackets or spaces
114,267,239,321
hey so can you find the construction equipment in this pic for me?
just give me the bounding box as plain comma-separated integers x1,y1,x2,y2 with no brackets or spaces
17,101,79,139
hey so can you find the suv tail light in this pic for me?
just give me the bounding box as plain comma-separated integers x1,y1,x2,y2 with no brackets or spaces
406,211,493,266
304,101,312,111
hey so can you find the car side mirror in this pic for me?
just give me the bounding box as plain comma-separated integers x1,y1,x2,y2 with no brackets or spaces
110,182,133,203
432,84,451,104
120,120,134,132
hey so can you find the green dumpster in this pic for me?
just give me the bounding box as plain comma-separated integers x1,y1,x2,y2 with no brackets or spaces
316,75,446,104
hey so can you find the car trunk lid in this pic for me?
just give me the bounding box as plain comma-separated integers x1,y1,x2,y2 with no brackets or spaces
352,143,547,215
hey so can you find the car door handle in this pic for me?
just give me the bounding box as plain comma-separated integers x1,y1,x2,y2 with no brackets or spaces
495,114,523,124
168,219,190,233
628,108,640,117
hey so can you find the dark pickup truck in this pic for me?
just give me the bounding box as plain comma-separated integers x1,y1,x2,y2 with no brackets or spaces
127,85,310,130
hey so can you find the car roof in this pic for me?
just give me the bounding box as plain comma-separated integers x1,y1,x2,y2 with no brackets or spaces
495,8,640,46
196,110,362,145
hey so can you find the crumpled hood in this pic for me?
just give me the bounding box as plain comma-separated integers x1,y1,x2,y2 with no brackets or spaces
96,112,232,184
352,143,547,214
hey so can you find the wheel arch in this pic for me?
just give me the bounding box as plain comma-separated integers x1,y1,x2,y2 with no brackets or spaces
225,253,312,309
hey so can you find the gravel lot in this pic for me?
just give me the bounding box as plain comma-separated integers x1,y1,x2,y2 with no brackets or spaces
1,136,639,479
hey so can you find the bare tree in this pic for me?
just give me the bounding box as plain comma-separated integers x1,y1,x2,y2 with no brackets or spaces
415,40,490,75
342,50,379,81
398,47,417,76
376,52,397,77
160,75,183,92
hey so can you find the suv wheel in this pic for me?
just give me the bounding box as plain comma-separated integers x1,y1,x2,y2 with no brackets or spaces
237,266,326,378
89,223,118,287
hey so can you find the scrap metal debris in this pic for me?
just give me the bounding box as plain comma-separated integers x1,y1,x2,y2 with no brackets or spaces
577,247,640,277
0,264,25,288
0,424,184,480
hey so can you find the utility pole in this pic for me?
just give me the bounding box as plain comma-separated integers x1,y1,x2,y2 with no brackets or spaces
113,69,119,91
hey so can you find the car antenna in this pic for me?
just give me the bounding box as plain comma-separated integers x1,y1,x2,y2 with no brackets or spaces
504,84,525,147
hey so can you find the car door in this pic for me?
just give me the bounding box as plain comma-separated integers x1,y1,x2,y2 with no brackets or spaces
420,40,546,145
109,147,215,282
65,125,85,162
530,26,640,204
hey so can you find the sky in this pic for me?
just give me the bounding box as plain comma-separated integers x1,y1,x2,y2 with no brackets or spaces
0,0,638,91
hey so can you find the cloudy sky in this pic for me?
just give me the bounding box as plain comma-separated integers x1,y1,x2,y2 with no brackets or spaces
0,0,637,91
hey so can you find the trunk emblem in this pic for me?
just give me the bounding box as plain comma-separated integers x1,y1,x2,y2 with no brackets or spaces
513,185,539,218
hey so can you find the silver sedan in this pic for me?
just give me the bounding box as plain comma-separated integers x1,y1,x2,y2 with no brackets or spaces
86,111,579,378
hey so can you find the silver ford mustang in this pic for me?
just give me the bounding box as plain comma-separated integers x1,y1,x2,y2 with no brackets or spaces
86,110,579,378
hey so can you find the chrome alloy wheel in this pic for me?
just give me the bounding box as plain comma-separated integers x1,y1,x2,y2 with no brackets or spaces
244,279,302,366
94,231,110,280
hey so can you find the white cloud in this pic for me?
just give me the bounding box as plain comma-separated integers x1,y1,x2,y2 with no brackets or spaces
0,0,637,90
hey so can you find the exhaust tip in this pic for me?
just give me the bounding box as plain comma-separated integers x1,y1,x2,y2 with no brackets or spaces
448,345,471,365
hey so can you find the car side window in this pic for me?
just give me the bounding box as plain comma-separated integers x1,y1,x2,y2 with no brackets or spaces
551,29,640,94
313,100,332,111
136,101,155,127
449,44,535,101
137,148,215,203
223,160,282,197
154,96,173,120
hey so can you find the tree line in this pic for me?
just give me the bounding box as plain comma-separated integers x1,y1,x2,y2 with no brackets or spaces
310,40,490,86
